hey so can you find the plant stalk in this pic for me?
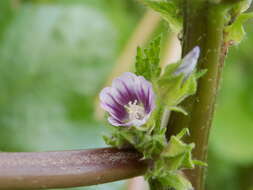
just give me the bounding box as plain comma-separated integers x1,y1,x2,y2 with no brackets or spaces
0,148,147,189
167,1,230,190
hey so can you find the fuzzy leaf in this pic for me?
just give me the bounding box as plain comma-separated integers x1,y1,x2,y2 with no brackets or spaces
225,12,253,44
142,0,182,32
135,36,161,81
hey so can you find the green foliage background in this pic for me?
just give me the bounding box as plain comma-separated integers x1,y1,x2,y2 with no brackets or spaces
0,0,252,190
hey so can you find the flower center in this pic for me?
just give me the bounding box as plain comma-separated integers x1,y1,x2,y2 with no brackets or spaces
124,100,145,121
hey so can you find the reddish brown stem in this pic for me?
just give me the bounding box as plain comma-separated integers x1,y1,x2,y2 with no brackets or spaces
0,148,147,189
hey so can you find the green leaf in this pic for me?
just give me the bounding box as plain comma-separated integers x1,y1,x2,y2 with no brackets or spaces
135,36,161,81
142,0,182,32
225,12,253,44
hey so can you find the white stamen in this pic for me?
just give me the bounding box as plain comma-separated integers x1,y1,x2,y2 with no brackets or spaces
124,100,145,121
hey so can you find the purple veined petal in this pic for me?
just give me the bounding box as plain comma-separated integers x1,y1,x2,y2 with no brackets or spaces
135,78,147,107
99,87,127,121
135,76,155,114
100,72,156,127
99,87,123,112
112,72,138,104
174,46,200,77
111,80,133,105
147,86,156,113
101,102,127,121
108,116,126,127
99,87,117,106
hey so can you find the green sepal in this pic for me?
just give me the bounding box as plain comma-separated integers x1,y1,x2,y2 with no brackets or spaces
163,61,181,76
158,67,198,108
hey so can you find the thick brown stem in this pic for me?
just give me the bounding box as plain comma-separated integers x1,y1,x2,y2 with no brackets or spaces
0,148,147,189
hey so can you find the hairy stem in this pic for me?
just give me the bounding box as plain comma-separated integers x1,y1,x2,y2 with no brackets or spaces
167,1,229,190
0,148,147,189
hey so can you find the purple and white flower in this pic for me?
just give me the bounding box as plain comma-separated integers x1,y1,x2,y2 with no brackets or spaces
99,72,155,127
174,46,200,78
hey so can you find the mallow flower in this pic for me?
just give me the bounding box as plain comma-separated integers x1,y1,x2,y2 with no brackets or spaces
174,46,200,78
99,72,155,127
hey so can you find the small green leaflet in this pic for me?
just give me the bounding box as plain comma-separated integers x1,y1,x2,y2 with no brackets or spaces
135,36,161,81
141,0,182,32
225,12,253,45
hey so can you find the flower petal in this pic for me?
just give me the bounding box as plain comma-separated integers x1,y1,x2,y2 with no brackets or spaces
100,72,156,127
99,87,127,121
135,76,155,113
108,116,125,126
112,72,138,104
174,46,200,77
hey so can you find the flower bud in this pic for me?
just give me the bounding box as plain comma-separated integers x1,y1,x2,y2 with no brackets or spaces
174,46,200,79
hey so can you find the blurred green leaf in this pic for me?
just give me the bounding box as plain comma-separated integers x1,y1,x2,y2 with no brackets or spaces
142,0,182,32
